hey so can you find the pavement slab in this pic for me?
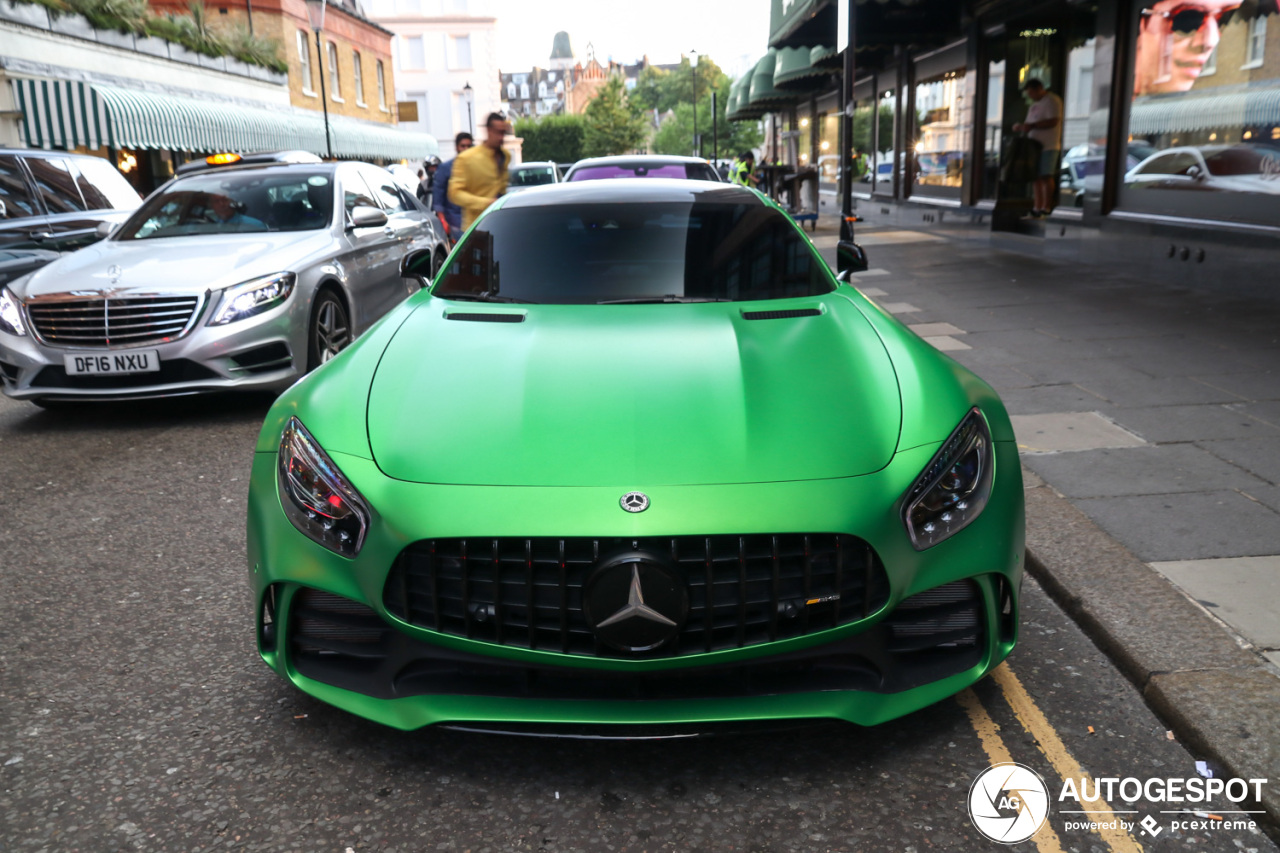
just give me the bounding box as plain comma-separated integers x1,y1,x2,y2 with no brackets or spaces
1011,411,1146,453
1076,374,1249,407
990,383,1112,414
1198,437,1280,484
1149,556,1280,649
1102,403,1280,443
1193,372,1280,402
1073,490,1280,562
1020,444,1271,498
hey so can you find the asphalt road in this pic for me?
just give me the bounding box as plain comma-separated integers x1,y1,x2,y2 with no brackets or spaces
1,393,1274,853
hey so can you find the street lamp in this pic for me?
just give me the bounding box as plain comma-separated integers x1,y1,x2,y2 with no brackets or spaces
304,0,333,160
463,81,474,135
690,50,698,158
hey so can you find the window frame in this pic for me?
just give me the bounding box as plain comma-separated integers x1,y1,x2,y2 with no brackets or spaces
1243,16,1267,69
353,50,366,106
327,41,343,102
297,30,316,97
376,60,388,111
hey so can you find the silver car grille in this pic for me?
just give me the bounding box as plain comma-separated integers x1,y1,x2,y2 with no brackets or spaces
26,294,202,348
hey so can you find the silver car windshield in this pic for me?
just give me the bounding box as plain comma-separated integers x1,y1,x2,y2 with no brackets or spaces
117,170,335,239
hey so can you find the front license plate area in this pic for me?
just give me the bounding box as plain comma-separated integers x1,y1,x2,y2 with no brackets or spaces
64,350,161,376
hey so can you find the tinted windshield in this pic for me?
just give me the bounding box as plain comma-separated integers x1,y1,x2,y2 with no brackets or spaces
569,163,721,182
1205,147,1277,176
511,166,556,186
116,170,334,239
433,201,832,305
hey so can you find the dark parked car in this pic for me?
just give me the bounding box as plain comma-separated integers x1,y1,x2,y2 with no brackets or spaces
0,149,142,285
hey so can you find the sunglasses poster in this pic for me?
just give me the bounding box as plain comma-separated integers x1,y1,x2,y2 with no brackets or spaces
1127,1,1280,205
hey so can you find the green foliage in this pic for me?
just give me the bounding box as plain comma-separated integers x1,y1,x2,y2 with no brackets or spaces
582,75,647,158
514,114,586,164
8,0,282,70
651,80,762,160
853,104,895,154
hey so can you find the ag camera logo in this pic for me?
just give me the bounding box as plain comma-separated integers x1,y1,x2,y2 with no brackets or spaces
968,763,1051,844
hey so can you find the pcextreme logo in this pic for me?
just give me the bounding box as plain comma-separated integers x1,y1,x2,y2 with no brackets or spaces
968,763,1051,844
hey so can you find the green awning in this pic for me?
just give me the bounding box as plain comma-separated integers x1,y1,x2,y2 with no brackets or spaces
11,77,437,160
773,45,834,90
811,44,842,70
748,49,796,109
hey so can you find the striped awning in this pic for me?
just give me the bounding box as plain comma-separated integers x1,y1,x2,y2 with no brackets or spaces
1130,86,1280,135
11,78,437,161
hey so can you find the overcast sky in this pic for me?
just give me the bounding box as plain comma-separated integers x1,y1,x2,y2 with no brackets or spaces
491,0,772,81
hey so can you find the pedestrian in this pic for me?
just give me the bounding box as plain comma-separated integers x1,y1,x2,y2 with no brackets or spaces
1013,78,1062,218
448,113,512,233
432,133,474,242
730,151,758,188
416,157,440,206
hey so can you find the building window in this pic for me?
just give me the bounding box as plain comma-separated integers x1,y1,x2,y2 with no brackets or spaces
520,82,529,99
376,60,387,110
353,51,365,105
448,35,472,70
507,81,516,99
297,30,315,96
1244,16,1267,68
327,42,342,101
402,35,425,70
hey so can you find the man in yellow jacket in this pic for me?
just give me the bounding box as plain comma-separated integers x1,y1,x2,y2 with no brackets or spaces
448,112,512,231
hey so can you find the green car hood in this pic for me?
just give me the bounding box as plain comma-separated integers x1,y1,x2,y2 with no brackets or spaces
366,296,903,487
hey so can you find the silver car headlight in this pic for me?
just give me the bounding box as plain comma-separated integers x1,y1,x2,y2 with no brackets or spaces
0,288,26,336
902,408,994,550
278,417,370,557
209,272,295,326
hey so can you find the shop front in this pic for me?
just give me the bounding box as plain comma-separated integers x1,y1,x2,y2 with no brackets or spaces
733,0,1280,281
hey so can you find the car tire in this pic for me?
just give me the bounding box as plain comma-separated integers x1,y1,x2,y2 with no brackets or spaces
307,289,351,371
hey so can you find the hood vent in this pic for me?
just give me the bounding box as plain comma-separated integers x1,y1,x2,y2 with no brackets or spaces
742,308,821,321
446,312,525,323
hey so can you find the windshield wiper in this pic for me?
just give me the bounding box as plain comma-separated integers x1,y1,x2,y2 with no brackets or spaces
438,292,535,304
596,296,732,304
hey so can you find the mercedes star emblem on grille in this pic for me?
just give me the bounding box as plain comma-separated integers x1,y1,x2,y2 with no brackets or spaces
619,491,650,512
583,553,688,652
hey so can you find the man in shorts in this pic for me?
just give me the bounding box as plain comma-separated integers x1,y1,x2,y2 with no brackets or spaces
1013,78,1062,218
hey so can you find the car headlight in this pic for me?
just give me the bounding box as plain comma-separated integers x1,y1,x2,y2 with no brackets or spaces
277,417,370,557
902,408,994,550
209,272,295,325
0,288,26,337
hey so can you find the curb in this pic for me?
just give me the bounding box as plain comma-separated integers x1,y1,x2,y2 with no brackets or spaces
1022,468,1280,839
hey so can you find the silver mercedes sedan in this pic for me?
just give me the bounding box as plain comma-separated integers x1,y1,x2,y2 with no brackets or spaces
0,155,449,406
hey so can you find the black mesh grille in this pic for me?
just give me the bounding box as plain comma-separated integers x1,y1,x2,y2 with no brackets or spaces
383,534,891,659
882,580,983,653
741,309,821,320
446,312,525,323
27,294,200,347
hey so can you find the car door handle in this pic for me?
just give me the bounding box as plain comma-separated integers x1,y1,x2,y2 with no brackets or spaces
383,226,397,237
26,231,53,242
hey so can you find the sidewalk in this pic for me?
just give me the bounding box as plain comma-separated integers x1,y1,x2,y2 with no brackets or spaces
809,209,1280,828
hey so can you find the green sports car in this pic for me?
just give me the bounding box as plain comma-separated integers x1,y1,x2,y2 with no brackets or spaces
246,179,1024,735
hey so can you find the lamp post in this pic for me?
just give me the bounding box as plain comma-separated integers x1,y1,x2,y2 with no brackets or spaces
304,0,333,160
463,81,474,135
690,50,698,158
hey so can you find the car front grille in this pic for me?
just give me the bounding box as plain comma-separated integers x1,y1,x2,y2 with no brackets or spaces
383,534,891,659
26,294,202,348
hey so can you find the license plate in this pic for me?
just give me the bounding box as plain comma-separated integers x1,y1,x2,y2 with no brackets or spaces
64,350,161,376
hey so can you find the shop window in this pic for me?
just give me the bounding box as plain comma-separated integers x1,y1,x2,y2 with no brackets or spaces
913,68,969,198
1125,2,1280,227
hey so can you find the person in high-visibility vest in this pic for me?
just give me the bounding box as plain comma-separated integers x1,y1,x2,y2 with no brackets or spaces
730,151,758,188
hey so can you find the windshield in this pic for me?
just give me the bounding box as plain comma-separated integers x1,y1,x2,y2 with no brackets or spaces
569,163,721,182
432,201,832,305
510,166,556,187
116,170,334,239
1205,147,1278,177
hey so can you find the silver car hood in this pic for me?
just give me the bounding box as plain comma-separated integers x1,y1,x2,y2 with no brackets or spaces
13,231,335,298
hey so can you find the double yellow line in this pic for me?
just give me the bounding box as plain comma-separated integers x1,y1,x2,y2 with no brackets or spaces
958,663,1145,853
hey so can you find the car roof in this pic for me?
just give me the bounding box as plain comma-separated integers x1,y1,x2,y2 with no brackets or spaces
497,177,762,208
170,161,339,181
570,154,714,167
511,161,557,169
0,147,113,162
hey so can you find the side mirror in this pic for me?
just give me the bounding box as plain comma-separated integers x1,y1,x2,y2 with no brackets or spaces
835,241,868,282
399,247,435,282
1186,164,1205,181
349,205,388,229
95,221,114,239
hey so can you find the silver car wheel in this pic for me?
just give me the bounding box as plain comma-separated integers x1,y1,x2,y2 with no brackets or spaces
309,291,351,369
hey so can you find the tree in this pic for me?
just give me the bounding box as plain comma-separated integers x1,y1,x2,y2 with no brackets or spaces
514,114,586,163
651,80,762,160
582,75,647,157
